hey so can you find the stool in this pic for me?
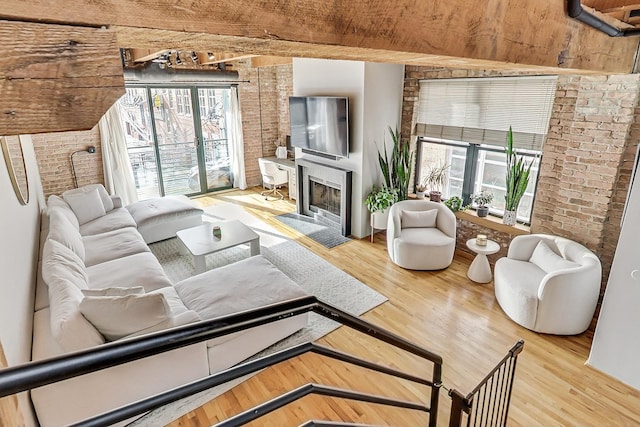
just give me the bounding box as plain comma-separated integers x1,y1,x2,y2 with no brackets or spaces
126,195,203,243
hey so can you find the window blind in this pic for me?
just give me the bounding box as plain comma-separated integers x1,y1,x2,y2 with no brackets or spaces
415,76,558,151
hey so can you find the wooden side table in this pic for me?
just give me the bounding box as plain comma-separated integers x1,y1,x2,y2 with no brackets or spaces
466,238,500,283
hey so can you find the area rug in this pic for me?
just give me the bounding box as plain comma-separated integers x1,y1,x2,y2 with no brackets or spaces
274,212,351,248
132,204,386,426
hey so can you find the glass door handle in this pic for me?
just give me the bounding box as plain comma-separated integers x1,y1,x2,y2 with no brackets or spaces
194,136,200,148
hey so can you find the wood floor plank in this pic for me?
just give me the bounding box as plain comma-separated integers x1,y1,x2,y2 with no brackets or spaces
168,188,640,426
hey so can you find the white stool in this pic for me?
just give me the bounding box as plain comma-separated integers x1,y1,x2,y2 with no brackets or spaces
466,238,500,283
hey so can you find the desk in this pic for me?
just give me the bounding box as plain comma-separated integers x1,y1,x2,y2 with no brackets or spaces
263,157,296,200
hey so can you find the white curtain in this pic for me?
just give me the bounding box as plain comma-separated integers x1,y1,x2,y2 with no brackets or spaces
228,86,247,189
99,101,138,205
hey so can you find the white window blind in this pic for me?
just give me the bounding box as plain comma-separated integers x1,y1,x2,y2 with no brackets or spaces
415,76,558,151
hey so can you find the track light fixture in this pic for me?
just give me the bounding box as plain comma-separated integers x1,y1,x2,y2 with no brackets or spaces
190,51,199,63
175,52,183,65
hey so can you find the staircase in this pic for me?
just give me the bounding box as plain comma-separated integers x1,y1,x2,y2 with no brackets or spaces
0,297,523,427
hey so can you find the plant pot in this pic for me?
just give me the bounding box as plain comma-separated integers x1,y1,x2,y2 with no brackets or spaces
416,191,426,199
503,210,517,226
477,206,489,217
429,191,442,202
371,208,390,230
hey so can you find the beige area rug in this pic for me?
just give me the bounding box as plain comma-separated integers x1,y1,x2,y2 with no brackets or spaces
131,203,387,426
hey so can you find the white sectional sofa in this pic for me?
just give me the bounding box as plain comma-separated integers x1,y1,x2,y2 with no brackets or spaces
32,184,309,427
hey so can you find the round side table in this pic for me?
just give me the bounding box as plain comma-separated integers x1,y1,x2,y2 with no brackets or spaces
466,238,500,283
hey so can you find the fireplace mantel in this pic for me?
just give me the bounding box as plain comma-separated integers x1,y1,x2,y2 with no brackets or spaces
296,158,352,237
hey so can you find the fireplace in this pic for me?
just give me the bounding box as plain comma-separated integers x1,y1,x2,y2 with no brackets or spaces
296,159,352,236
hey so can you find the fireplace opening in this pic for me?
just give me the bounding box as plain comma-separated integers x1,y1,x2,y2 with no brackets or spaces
309,179,341,217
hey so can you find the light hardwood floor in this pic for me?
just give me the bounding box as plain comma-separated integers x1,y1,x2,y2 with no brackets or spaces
169,188,640,426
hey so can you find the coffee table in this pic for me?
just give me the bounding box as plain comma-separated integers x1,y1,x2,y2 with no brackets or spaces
176,220,260,274
466,238,500,283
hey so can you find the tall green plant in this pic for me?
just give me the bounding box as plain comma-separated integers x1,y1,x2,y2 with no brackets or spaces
504,127,533,211
377,126,413,201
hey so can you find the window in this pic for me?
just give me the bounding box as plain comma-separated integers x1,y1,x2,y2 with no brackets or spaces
415,76,556,224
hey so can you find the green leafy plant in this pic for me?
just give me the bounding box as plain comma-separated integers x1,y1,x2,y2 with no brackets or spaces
365,186,399,213
472,190,494,208
377,126,413,201
444,196,468,213
505,127,534,212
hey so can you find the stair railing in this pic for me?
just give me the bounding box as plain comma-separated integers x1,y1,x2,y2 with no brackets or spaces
0,296,444,427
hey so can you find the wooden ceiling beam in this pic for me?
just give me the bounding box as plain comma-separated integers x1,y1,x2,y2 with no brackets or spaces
130,48,170,62
0,0,638,73
199,52,256,65
251,56,293,68
0,20,124,135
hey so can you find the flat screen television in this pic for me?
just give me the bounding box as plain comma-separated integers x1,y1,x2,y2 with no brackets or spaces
289,96,349,159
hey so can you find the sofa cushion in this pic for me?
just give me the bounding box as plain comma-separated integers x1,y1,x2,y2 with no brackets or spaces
529,240,578,274
79,292,171,341
63,188,106,225
82,227,149,267
87,252,173,292
82,286,145,297
63,184,114,213
43,241,104,352
401,209,437,228
47,209,86,261
79,207,137,237
175,255,308,346
42,239,88,291
47,195,79,230
126,195,202,228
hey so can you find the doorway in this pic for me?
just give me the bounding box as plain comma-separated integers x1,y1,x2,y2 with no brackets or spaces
118,86,233,199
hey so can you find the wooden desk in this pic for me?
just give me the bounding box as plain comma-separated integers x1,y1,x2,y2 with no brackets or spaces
263,156,296,200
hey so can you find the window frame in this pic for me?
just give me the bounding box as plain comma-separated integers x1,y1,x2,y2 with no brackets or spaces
416,137,542,225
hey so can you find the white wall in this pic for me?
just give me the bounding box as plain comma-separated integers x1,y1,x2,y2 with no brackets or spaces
0,135,43,426
292,58,404,238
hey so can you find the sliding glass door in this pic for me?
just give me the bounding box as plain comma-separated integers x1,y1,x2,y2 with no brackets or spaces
118,86,233,199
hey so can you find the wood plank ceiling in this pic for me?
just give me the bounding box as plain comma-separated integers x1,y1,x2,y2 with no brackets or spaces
583,0,640,28
1,0,639,135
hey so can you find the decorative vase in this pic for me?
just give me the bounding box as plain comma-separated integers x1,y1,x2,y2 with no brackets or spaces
429,191,442,202
275,146,287,159
371,208,390,230
503,210,517,226
477,206,489,218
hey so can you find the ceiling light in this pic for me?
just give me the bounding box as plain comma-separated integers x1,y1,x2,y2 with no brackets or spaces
175,52,183,65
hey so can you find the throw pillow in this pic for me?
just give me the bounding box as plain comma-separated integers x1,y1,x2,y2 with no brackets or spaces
529,240,579,274
63,184,114,212
79,293,171,341
47,209,85,261
63,188,106,225
42,239,88,290
81,286,145,297
401,209,438,228
47,194,80,230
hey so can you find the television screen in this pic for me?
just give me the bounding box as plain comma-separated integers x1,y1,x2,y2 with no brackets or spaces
289,96,349,158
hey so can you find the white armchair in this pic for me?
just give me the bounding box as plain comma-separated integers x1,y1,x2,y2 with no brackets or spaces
386,200,456,270
258,158,288,200
494,234,602,335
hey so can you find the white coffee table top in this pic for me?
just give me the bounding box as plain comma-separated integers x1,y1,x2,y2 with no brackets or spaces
176,220,259,256
466,238,500,255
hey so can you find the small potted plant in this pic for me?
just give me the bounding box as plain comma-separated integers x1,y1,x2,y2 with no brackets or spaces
472,190,494,218
415,183,427,199
444,196,468,213
422,163,449,202
365,186,399,230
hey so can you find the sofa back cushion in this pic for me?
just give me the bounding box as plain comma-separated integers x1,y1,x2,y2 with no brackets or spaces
43,240,104,352
47,195,79,230
63,184,114,213
47,209,85,261
63,188,107,225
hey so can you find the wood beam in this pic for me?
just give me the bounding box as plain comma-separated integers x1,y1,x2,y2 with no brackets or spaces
199,52,256,65
0,0,638,73
251,56,293,68
0,20,124,135
130,48,170,62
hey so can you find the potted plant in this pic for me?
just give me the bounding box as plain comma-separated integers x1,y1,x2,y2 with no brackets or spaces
415,183,427,199
421,163,449,202
504,127,534,225
444,196,468,213
365,185,399,230
472,190,494,218
377,126,413,201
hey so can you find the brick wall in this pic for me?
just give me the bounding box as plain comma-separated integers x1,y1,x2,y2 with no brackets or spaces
31,126,103,197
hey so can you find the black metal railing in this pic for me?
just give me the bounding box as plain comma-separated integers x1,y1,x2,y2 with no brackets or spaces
448,340,525,427
0,296,443,427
